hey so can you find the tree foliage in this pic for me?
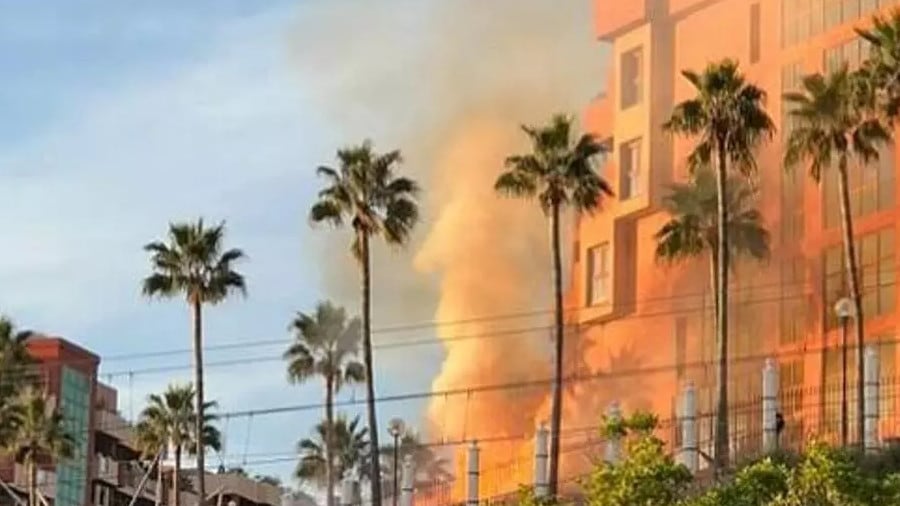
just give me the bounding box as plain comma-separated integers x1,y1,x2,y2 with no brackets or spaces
574,410,900,506
310,140,419,259
495,114,613,214
585,413,692,506
296,414,369,485
655,168,770,268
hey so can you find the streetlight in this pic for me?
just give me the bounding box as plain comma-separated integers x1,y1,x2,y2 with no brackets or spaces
834,296,855,447
387,418,406,506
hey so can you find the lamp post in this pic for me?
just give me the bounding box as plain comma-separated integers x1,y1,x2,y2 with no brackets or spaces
834,296,854,447
388,418,406,506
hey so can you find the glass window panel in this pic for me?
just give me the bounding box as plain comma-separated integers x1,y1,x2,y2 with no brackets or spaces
843,0,860,21
825,0,843,28
620,47,643,109
811,0,825,34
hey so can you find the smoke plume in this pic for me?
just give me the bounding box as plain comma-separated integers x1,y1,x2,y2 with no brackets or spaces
288,0,605,479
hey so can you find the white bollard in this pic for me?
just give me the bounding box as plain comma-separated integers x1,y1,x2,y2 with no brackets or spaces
340,477,356,506
400,454,415,506
864,345,880,454
605,402,622,464
680,382,698,472
533,423,549,497
466,441,479,506
762,358,779,453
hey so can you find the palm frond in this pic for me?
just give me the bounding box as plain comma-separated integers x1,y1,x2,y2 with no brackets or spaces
284,301,365,391
654,168,770,268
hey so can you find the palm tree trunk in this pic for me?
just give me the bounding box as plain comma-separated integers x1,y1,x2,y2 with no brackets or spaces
836,159,865,445
548,202,564,497
26,456,35,506
191,299,206,506
325,377,335,506
359,231,383,505
714,146,730,472
174,446,181,506
709,249,719,388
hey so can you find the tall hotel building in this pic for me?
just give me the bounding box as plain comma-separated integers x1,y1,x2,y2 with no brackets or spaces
567,0,900,456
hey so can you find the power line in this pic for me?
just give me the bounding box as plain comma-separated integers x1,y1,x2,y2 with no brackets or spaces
3,254,889,377
0,270,890,384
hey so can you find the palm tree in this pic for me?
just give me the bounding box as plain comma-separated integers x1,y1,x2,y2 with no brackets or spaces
784,67,890,444
857,9,900,122
310,140,419,505
284,301,365,506
655,168,771,306
6,388,74,506
495,113,612,495
664,59,774,469
0,318,34,447
135,414,168,506
296,415,370,487
138,384,222,506
379,429,452,491
142,219,245,504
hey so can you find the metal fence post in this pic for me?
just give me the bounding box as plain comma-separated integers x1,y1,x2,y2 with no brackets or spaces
400,454,414,506
466,441,479,506
864,345,880,454
762,358,778,453
340,477,356,506
533,423,549,497
680,382,698,472
605,402,622,464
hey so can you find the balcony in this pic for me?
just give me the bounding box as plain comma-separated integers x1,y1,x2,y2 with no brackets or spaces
12,463,56,500
116,461,160,502
93,454,120,485
94,408,134,443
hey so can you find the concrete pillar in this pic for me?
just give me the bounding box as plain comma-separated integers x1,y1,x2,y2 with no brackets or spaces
605,402,622,464
864,345,880,454
762,358,778,453
533,423,549,497
679,382,698,472
466,441,479,506
340,477,356,506
400,454,414,506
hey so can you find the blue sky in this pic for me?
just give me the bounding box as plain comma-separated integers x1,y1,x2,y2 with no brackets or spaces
0,0,602,492
0,0,446,486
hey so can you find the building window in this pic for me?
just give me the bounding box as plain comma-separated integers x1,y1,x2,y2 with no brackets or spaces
57,367,90,506
586,243,610,306
824,37,870,74
780,257,808,345
822,143,895,229
879,335,896,418
824,344,859,434
781,168,805,243
824,0,842,30
823,228,896,330
750,3,762,63
619,138,641,199
620,47,643,109
675,317,687,380
781,62,803,142
844,0,860,22
781,61,805,248
785,0,882,48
